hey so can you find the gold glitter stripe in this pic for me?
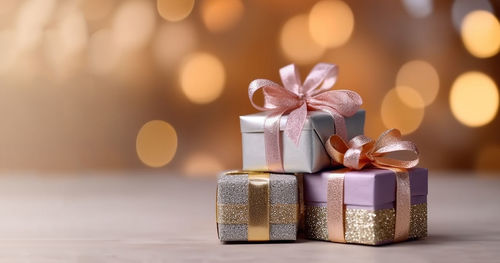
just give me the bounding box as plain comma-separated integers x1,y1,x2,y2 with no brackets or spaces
217,204,298,224
304,203,427,245
270,204,298,224
217,204,248,224
247,173,270,241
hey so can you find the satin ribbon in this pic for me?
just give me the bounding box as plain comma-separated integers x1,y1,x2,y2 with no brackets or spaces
249,63,362,172
324,129,419,243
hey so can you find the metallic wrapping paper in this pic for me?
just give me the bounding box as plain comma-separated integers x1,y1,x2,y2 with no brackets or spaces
240,110,365,173
304,203,428,245
216,172,298,241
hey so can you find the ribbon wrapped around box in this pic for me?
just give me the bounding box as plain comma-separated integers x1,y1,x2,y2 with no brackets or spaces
303,129,428,245
216,170,299,241
241,63,365,173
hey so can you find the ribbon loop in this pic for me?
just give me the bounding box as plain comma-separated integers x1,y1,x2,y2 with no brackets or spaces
325,128,419,171
249,63,362,172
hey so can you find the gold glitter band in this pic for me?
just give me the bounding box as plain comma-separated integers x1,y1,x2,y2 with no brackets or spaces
248,173,270,241
305,203,427,245
217,204,248,224
217,204,298,225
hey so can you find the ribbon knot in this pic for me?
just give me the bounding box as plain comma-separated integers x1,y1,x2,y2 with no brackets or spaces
249,63,362,172
325,128,419,170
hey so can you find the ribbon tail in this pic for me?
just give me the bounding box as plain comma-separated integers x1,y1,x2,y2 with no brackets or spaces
264,110,286,172
285,102,308,146
318,106,348,141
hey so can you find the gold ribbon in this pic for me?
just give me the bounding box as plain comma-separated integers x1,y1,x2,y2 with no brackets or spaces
247,172,270,241
324,129,419,242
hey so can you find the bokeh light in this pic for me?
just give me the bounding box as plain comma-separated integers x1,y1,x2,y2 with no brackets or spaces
476,144,500,172
381,88,425,135
43,7,88,79
80,0,115,22
451,0,493,32
183,152,224,177
88,29,118,75
136,120,178,168
201,0,244,33
157,0,194,22
450,71,499,127
280,14,325,64
111,0,156,51
0,30,15,73
396,60,440,107
309,0,354,48
15,0,56,51
52,9,88,58
179,52,226,104
153,22,197,71
402,0,433,18
395,86,426,109
460,10,500,58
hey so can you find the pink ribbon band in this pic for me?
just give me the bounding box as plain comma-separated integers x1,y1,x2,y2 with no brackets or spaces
249,63,362,172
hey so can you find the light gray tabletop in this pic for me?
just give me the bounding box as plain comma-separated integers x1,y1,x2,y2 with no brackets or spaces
0,172,499,262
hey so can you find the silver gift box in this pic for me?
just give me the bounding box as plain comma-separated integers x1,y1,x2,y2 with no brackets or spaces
240,110,365,173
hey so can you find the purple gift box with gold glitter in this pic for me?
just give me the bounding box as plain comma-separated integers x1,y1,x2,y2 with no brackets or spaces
303,168,428,245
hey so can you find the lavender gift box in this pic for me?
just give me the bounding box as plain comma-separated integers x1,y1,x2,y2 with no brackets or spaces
303,168,428,245
240,110,365,173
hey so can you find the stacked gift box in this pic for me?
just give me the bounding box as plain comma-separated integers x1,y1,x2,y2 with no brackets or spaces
216,63,428,245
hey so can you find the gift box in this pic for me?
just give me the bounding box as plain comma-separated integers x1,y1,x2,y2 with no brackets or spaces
216,171,299,242
240,110,365,173
303,168,428,245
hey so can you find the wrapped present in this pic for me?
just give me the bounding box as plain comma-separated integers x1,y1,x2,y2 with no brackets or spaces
304,168,428,245
303,129,428,245
216,171,299,242
243,63,364,173
241,110,365,173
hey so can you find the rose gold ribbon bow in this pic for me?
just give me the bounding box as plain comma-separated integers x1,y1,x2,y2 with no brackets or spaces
249,63,362,172
324,128,419,243
325,128,419,170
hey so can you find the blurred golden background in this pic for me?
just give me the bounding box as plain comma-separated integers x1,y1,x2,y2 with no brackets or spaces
0,0,499,175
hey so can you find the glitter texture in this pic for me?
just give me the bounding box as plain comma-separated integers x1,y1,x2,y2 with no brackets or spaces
270,204,298,224
217,204,298,224
409,203,427,239
344,207,396,245
304,205,328,240
217,204,247,224
218,224,247,241
217,172,299,241
217,174,248,204
270,174,298,204
270,224,297,240
304,203,427,245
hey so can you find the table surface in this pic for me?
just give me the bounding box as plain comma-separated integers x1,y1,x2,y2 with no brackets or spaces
0,171,499,262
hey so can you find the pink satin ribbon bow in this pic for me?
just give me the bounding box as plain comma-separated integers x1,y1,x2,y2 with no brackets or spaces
324,128,419,243
249,63,362,172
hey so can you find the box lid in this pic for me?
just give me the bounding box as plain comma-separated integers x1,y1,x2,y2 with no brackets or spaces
304,167,428,207
240,110,365,144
